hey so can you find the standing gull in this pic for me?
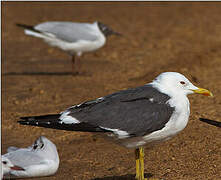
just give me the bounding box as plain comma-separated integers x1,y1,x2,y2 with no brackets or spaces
16,21,121,75
18,72,213,180
2,136,59,179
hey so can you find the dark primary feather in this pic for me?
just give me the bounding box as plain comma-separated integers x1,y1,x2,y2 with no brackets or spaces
16,23,41,33
199,118,221,128
19,85,174,137
19,115,107,132
20,114,60,121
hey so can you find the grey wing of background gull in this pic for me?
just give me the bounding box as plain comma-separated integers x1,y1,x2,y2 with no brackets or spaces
7,146,33,153
3,150,47,167
35,22,99,43
7,146,19,153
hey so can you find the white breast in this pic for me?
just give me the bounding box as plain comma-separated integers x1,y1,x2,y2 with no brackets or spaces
120,95,190,149
142,95,190,144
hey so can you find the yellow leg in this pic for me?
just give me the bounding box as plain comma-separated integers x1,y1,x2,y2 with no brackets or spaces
135,147,147,180
140,147,145,180
135,148,140,179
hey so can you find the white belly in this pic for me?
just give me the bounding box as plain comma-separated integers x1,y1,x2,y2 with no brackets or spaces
45,36,106,55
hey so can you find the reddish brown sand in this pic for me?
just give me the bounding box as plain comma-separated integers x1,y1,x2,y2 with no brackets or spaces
2,2,221,180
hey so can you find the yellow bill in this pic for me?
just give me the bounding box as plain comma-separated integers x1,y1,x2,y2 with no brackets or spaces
192,88,213,97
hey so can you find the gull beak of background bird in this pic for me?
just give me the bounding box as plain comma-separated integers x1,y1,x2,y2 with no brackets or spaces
112,31,123,36
10,165,25,171
192,88,213,97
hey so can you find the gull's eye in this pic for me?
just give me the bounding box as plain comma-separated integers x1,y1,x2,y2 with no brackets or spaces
180,81,186,85
2,161,7,164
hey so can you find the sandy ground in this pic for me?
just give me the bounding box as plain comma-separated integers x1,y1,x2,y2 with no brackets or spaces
2,2,221,180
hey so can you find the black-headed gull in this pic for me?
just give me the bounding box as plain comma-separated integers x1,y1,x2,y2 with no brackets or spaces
16,21,121,75
2,136,59,179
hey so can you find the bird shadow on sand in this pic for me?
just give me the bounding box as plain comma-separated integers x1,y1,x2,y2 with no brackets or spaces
3,71,92,77
92,173,153,180
199,118,221,128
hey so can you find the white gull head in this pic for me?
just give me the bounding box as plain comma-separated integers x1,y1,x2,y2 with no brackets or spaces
150,72,213,98
2,156,14,175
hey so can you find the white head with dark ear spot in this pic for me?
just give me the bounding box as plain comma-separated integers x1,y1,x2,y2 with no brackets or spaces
32,136,45,150
97,21,122,37
2,156,13,175
151,72,213,97
1,156,25,176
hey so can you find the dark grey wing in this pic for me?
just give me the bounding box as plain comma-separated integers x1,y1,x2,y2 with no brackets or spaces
35,22,98,42
65,85,174,136
18,85,174,137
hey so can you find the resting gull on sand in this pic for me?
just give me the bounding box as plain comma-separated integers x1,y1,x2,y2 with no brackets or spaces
2,136,59,179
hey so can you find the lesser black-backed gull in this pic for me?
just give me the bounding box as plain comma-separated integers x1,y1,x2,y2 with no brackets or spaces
2,136,59,179
18,72,213,180
16,21,121,75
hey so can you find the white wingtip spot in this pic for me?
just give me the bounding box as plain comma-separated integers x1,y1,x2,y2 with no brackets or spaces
149,98,154,102
100,126,129,139
97,97,104,101
59,111,80,124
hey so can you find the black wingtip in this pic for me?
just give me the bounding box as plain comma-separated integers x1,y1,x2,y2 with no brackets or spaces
17,120,29,125
16,23,33,29
16,23,24,27
18,116,35,125
19,116,26,120
20,114,60,121
20,116,33,120
16,23,42,34
199,118,221,128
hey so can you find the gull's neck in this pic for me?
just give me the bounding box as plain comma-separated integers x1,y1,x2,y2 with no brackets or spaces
149,81,190,134
149,81,186,99
149,81,190,111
